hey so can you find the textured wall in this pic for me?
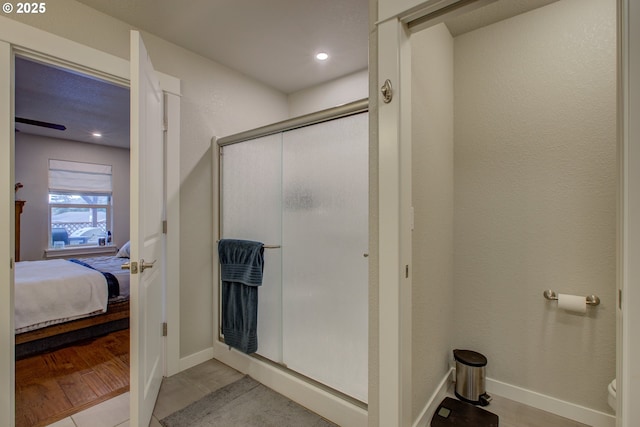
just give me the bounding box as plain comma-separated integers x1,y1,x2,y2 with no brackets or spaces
138,35,289,357
453,0,616,413
7,0,372,365
411,23,455,421
15,133,130,260
288,69,368,117
6,0,290,358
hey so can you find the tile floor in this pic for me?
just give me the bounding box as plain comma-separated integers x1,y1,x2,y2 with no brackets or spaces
44,358,595,427
443,389,592,427
44,358,243,427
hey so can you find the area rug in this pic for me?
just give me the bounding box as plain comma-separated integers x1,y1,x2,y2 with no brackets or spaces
160,375,338,427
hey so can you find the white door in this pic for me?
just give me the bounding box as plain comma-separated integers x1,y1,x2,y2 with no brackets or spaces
129,30,165,427
0,40,15,427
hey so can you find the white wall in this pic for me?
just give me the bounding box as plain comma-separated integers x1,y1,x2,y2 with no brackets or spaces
15,133,130,260
139,35,289,357
6,0,290,359
288,69,368,117
410,23,454,421
452,0,616,414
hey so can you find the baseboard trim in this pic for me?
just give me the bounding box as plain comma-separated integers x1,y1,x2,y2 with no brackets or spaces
412,371,615,427
177,346,214,373
178,349,615,427
413,368,454,427
486,378,616,427
212,340,368,427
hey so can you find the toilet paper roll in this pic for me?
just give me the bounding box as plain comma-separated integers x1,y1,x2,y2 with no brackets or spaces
558,293,587,313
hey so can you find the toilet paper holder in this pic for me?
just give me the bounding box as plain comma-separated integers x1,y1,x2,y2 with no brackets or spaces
543,289,600,306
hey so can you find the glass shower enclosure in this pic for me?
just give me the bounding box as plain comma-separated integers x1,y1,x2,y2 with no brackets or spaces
219,104,369,403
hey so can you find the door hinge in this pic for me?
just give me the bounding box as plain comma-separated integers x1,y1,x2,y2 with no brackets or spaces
619,289,622,310
163,119,168,132
410,206,415,231
10,258,13,269
162,220,168,234
405,264,409,278
163,322,168,336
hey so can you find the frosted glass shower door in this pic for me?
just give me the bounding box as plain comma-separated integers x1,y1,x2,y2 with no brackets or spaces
220,133,283,363
282,112,369,402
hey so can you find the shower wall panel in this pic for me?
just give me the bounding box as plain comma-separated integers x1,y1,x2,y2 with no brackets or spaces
220,112,368,402
282,113,369,403
221,133,283,363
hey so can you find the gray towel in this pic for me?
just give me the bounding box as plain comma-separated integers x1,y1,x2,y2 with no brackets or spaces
218,239,264,354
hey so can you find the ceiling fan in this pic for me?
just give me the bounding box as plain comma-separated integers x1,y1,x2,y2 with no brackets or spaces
15,117,66,131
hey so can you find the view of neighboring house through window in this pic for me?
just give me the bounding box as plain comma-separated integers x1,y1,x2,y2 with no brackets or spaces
48,159,113,248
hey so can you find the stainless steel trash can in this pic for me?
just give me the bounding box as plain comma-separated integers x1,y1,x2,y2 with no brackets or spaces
454,349,491,406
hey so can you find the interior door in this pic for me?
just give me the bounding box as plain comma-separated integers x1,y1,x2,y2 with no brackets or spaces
129,30,165,427
0,40,15,427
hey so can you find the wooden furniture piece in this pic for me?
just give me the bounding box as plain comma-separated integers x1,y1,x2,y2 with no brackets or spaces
14,255,131,359
15,299,129,359
15,200,24,262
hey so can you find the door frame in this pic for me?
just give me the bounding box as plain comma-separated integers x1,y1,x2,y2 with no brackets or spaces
0,38,16,427
375,0,639,426
0,15,181,427
618,0,640,425
376,17,413,427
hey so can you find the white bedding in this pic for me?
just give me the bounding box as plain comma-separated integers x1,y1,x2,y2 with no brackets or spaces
15,259,108,333
79,255,131,300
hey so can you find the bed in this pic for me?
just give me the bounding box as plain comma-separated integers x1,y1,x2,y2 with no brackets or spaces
15,252,131,359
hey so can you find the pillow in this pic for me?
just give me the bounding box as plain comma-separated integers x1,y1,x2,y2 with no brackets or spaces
117,241,130,258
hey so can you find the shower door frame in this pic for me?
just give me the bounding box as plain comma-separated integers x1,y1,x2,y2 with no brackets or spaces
216,98,368,147
211,98,370,427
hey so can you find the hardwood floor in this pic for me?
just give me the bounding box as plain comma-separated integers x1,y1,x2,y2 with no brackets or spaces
15,328,130,427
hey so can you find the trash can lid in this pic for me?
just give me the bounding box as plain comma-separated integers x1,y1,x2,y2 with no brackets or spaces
453,349,487,367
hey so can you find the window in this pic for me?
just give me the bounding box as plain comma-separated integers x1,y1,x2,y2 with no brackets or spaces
48,160,113,248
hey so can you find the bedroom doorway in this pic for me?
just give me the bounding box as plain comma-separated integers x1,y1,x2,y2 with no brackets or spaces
0,19,182,427
13,55,132,427
14,55,131,261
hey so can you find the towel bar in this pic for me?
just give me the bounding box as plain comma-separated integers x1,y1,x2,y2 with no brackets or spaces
543,289,600,306
216,239,280,249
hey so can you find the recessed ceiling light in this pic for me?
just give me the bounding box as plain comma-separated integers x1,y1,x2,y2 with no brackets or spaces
92,132,102,137
316,52,329,61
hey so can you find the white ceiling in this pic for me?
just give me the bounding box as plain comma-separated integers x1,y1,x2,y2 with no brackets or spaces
15,57,130,148
75,0,370,95
15,0,369,148
15,0,558,148
445,0,558,36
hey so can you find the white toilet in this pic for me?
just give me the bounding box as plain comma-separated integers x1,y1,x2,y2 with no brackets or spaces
608,379,616,412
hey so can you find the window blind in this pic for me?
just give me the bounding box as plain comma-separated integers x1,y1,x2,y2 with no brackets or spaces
49,159,112,193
